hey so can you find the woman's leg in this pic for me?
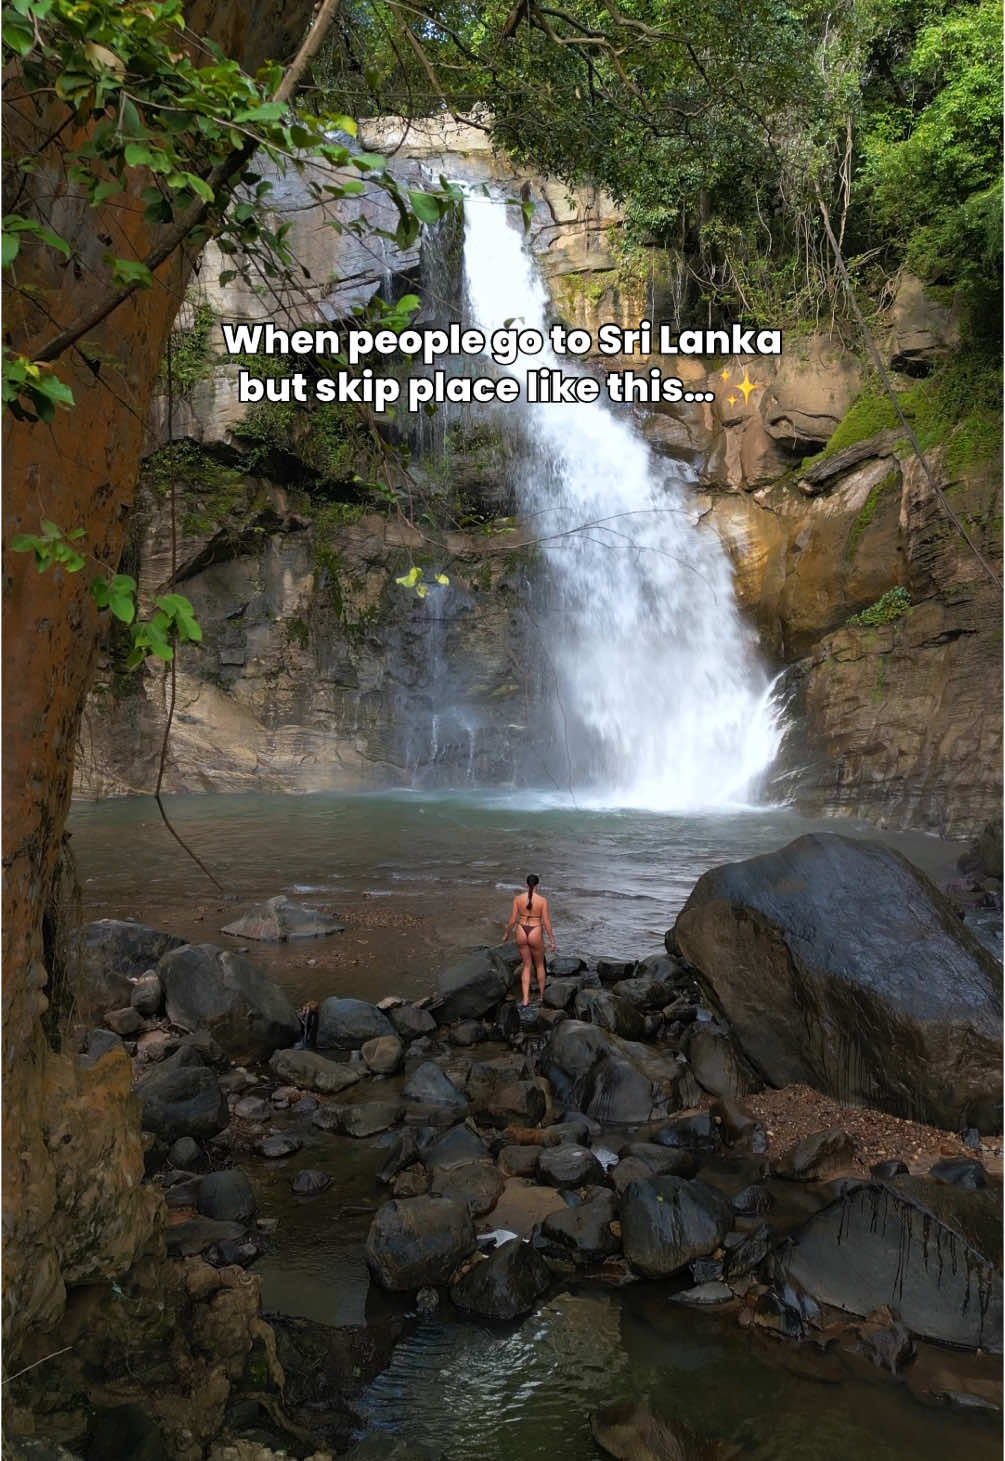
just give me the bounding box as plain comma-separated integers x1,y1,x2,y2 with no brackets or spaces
516,926,533,1005
529,928,546,1002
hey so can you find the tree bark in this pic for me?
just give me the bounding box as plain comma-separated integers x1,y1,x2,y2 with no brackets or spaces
1,0,316,1363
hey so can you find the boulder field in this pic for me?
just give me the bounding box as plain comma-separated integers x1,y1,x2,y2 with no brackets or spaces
35,834,1001,1456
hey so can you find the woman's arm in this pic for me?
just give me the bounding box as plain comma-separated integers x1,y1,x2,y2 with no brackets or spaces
542,898,557,952
503,895,518,941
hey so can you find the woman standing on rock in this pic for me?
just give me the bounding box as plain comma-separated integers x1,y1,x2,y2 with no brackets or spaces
504,874,557,1007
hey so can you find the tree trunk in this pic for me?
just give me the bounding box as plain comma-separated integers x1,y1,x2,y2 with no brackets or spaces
1,0,315,1364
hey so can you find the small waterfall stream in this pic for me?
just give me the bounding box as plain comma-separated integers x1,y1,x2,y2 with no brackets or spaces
457,195,782,808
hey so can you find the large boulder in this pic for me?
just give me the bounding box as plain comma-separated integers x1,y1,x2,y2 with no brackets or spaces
673,834,1002,1130
317,996,395,1050
783,1181,1002,1352
436,949,510,1022
82,919,185,1015
221,894,345,941
450,1237,552,1320
157,943,299,1061
620,1177,730,1278
138,1066,229,1140
365,1196,475,1290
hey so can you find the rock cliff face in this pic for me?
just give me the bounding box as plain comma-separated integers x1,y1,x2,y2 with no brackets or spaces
75,119,1002,836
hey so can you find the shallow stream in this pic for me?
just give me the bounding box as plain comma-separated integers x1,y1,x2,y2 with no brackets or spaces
69,791,999,1457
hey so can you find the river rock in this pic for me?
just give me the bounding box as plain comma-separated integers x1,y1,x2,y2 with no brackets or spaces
168,1136,203,1169
871,1159,909,1179
138,1066,229,1140
256,1133,302,1158
621,1177,731,1277
928,1156,988,1189
596,958,637,982
221,894,344,941
541,1190,620,1263
317,996,395,1050
474,1079,548,1129
365,1196,476,1290
732,1183,773,1216
619,1143,699,1179
782,1180,1003,1351
540,1022,674,1125
197,1168,256,1222
611,973,674,1010
774,1128,859,1181
157,942,299,1061
418,1122,489,1169
390,1003,438,1040
574,989,646,1041
537,1144,605,1188
362,1034,405,1075
590,1397,730,1461
268,1047,362,1094
543,978,581,1009
130,971,164,1017
402,1061,467,1109
499,1145,542,1178
82,919,186,1015
78,1028,124,1068
653,1111,720,1153
673,834,1003,1131
549,955,587,977
393,1165,431,1198
291,1169,332,1195
339,1100,403,1138
232,1095,270,1122
165,1217,247,1257
430,1160,505,1216
450,1236,552,1320
436,948,510,1022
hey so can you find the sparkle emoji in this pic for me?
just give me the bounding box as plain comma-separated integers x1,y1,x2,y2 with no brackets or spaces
736,366,762,406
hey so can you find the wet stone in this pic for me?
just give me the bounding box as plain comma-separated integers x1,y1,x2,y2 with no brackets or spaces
537,1144,605,1189
291,1169,332,1196
732,1183,773,1216
256,1133,303,1159
340,1100,404,1138
773,1128,859,1181
670,1281,734,1307
929,1156,988,1189
233,1095,271,1122
870,1159,910,1180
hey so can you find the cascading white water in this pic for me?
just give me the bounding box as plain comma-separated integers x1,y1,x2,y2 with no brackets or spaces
461,195,783,809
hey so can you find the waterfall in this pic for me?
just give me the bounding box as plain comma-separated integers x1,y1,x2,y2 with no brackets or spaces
459,195,783,809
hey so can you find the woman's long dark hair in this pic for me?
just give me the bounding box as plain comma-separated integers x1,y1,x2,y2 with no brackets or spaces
526,873,539,910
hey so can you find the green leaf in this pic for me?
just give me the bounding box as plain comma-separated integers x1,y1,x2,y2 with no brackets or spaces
408,190,443,225
111,258,154,289
2,234,18,268
124,141,155,168
233,101,287,124
352,152,387,172
395,566,422,589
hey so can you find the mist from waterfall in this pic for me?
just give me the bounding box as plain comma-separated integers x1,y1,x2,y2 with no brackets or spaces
459,194,783,810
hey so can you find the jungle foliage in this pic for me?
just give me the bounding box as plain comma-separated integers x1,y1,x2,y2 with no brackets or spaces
311,0,1002,342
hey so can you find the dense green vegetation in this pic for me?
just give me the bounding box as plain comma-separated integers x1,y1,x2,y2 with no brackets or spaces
313,0,1001,349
